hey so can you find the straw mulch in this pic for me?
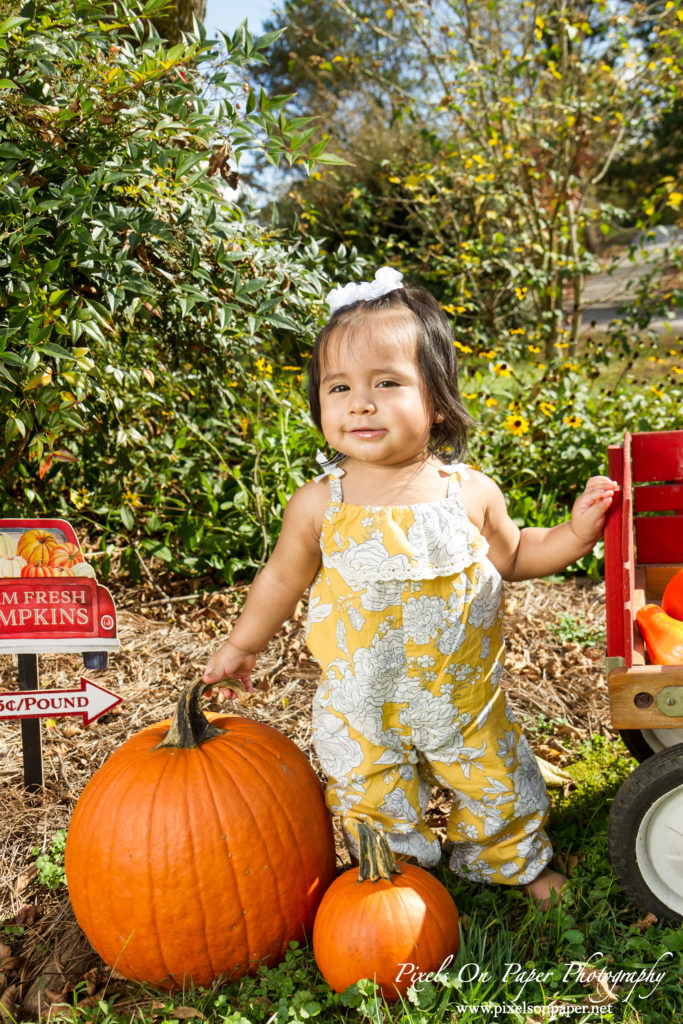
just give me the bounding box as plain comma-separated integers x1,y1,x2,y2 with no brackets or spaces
0,577,612,1020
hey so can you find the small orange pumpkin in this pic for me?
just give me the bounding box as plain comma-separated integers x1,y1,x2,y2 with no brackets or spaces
49,542,83,569
17,529,57,566
636,604,683,664
21,563,56,578
312,822,460,1002
662,569,683,622
66,681,337,991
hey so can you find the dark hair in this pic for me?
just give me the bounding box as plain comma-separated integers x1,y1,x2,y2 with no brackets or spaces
307,283,474,460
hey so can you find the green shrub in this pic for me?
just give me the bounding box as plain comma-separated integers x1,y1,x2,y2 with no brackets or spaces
0,0,360,580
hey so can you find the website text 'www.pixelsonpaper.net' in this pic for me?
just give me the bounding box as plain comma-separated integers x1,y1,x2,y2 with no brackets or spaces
449,1002,610,1018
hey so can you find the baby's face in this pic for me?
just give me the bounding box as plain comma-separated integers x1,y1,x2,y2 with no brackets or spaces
317,311,436,468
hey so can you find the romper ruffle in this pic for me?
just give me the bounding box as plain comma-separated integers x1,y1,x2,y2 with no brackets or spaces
314,456,488,585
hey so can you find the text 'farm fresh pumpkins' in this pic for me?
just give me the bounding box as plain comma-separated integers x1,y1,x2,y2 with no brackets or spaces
65,681,336,991
312,822,460,1003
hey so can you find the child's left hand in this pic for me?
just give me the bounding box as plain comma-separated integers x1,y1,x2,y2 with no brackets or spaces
570,476,619,546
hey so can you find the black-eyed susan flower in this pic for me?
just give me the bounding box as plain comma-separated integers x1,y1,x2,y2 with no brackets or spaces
485,397,498,407
504,414,530,436
493,362,513,376
563,414,582,429
539,401,556,417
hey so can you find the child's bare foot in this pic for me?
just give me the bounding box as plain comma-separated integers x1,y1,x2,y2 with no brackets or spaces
522,868,567,909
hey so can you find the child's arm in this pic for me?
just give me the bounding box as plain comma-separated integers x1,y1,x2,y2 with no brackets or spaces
203,482,324,690
480,474,618,581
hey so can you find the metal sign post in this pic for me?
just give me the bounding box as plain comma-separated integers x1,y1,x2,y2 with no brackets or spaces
17,653,42,791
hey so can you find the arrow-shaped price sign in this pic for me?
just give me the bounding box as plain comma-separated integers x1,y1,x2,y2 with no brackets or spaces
0,677,122,727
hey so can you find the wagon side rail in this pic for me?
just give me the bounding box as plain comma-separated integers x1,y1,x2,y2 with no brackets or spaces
607,429,683,730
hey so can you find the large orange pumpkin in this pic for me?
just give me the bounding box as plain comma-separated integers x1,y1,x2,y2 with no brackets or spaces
312,822,460,1002
662,569,683,622
65,681,336,991
16,528,57,565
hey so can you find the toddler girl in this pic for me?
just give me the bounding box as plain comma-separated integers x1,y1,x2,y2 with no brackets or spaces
204,267,616,905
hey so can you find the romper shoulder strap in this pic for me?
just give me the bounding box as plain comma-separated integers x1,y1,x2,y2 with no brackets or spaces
443,462,471,497
313,450,345,502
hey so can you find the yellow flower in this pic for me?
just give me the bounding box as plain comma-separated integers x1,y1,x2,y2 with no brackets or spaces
563,415,582,429
539,401,556,417
509,327,525,335
650,385,664,398
454,340,473,353
562,362,580,372
254,356,273,376
673,366,683,375
70,486,89,510
505,414,530,436
527,345,541,354
125,489,142,508
554,342,569,349
240,417,249,438
493,362,513,376
462,392,477,400
514,286,527,301
479,349,498,359
485,397,498,407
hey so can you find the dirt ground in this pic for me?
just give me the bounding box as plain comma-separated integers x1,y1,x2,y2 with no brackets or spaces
0,576,613,1020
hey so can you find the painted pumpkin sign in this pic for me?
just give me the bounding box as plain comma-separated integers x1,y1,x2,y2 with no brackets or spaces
0,519,118,662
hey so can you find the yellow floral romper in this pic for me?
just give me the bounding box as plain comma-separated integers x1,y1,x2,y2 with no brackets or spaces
306,459,552,886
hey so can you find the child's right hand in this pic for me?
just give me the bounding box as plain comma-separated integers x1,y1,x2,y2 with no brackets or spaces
203,639,257,700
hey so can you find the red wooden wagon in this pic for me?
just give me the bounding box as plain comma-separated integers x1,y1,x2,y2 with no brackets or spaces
603,429,683,924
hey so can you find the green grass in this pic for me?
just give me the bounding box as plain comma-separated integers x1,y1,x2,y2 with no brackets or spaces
548,612,606,648
37,735,682,1024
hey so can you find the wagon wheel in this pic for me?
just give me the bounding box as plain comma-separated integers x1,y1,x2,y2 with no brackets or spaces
608,744,683,925
620,727,683,762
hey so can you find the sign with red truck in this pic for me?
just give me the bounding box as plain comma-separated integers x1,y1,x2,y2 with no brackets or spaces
0,518,121,789
0,518,119,668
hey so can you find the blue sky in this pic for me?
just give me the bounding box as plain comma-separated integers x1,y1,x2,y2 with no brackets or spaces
204,0,279,37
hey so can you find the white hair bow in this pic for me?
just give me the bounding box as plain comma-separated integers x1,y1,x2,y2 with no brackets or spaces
326,266,404,315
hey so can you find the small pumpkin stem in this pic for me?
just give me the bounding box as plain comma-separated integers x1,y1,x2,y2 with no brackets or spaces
155,680,226,750
356,821,403,882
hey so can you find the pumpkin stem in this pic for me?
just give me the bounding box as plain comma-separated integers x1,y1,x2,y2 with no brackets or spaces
356,821,403,882
155,680,226,750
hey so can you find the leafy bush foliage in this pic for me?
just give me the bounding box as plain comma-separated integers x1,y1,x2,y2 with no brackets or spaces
0,0,358,580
